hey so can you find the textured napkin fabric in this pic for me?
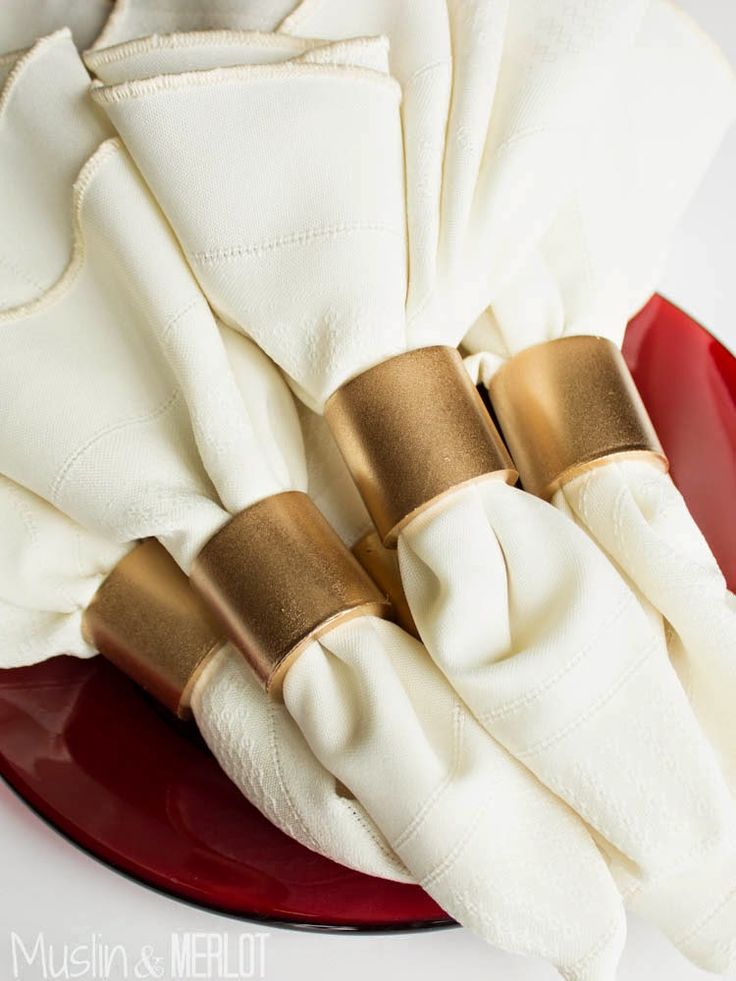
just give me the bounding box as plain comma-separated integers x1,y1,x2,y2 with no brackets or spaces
0,35,631,978
87,0,736,906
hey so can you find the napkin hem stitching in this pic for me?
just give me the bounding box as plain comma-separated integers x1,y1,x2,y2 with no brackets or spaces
189,222,403,264
90,63,401,103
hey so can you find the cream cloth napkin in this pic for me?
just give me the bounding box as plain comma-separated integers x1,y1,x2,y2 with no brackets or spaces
0,475,408,880
0,32,111,309
459,5,736,971
301,402,736,975
0,30,407,882
0,33,402,877
88,3,736,889
464,0,736,792
0,36,627,977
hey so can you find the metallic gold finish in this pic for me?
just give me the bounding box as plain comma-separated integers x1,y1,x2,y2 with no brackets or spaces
488,336,669,500
190,492,390,697
324,347,517,547
82,539,225,718
352,530,418,638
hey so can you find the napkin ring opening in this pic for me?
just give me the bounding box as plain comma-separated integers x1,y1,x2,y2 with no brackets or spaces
324,347,517,547
82,539,225,719
191,491,390,697
487,336,669,500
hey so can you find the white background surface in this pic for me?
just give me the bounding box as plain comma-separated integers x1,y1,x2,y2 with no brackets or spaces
1,2,735,979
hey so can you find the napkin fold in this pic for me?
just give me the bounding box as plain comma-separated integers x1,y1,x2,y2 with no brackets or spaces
92,0,297,51
0,34,628,977
0,0,112,54
88,2,736,895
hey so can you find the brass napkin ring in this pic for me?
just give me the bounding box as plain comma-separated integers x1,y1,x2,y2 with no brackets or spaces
82,539,225,719
487,335,669,500
352,530,418,638
324,347,518,547
190,491,390,696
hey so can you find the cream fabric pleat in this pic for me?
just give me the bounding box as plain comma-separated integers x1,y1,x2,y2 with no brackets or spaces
0,0,295,57
0,36,628,977
91,0,297,50
87,3,736,905
297,400,372,549
0,32,111,308
0,474,125,665
0,0,112,54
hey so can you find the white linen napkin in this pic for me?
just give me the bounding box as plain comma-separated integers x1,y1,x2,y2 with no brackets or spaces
464,0,736,793
0,35,628,977
0,475,408,880
0,34,406,877
460,5,736,971
88,3,736,889
299,395,736,975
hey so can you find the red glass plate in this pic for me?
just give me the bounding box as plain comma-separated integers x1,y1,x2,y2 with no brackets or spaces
1,295,735,929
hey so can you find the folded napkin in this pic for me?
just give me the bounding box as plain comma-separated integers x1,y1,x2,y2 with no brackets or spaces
460,5,736,971
0,474,409,879
299,393,736,975
0,35,627,977
88,2,736,888
466,0,736,791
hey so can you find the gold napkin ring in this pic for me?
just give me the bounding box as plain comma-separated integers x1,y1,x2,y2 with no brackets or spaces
82,539,225,719
352,530,418,638
324,347,518,547
487,335,669,500
190,491,390,697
